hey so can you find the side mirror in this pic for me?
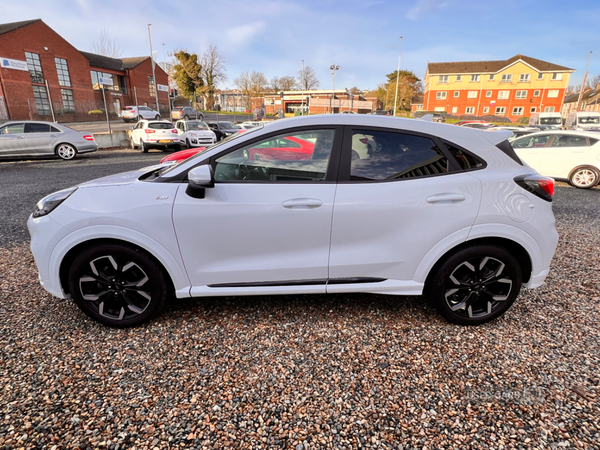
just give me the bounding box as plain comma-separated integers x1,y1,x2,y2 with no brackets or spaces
186,165,214,199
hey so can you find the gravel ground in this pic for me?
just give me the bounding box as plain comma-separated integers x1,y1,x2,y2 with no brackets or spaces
1,183,599,450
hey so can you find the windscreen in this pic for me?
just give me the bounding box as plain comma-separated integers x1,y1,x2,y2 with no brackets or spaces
540,117,562,125
579,116,600,124
187,121,209,130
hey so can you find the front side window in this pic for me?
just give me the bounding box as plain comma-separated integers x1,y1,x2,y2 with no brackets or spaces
215,129,333,182
551,134,588,148
55,58,71,87
349,130,449,181
512,135,550,148
436,91,447,100
25,52,44,84
32,86,51,116
439,75,448,84
0,123,25,134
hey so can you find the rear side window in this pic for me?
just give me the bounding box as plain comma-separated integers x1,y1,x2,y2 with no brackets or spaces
497,139,524,165
590,138,598,146
442,141,485,170
148,123,175,130
27,123,51,133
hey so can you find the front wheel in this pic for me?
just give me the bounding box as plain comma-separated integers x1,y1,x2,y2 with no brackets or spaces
569,166,599,189
56,143,77,160
68,244,169,327
426,245,522,325
155,115,160,120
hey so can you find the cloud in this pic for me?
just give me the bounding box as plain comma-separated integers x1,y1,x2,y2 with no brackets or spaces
406,0,448,20
225,21,267,46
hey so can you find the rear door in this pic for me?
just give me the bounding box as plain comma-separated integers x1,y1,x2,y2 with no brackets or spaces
511,133,552,170
538,134,593,178
328,126,482,291
22,122,58,155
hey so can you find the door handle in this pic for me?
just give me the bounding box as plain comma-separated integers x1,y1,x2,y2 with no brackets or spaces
282,198,323,209
426,193,466,204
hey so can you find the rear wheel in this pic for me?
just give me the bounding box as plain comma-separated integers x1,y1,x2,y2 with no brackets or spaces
68,244,169,327
184,115,189,121
56,144,77,160
426,245,522,325
155,115,160,120
569,166,599,189
142,141,149,153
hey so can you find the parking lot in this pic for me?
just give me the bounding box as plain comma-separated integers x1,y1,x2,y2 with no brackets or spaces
0,151,599,449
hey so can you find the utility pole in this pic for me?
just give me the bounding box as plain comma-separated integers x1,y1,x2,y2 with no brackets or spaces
393,36,403,117
147,24,160,114
577,51,592,111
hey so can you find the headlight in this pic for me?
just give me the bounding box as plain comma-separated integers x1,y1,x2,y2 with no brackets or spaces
33,187,77,218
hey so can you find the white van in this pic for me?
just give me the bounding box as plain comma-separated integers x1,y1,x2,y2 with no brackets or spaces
528,112,562,129
565,111,600,131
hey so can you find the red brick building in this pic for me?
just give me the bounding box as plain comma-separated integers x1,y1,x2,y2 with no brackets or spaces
0,19,168,121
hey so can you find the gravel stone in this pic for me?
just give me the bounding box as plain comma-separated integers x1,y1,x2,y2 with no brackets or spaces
1,181,599,448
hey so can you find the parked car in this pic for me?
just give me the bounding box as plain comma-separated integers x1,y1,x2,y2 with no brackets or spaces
432,113,446,123
455,120,486,126
0,121,97,160
207,121,242,141
28,115,558,328
460,122,495,129
341,111,357,114
511,130,600,189
174,120,216,148
171,106,203,121
240,121,265,129
370,110,390,116
130,120,181,152
121,106,161,123
564,111,600,131
489,126,537,141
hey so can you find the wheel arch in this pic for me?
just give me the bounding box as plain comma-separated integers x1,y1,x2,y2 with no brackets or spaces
54,142,77,157
567,164,600,187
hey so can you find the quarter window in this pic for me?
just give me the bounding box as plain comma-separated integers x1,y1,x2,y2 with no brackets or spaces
55,58,71,87
349,130,449,181
214,129,334,182
25,52,44,84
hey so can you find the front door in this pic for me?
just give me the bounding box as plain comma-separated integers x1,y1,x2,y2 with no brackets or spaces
172,128,340,295
0,122,27,157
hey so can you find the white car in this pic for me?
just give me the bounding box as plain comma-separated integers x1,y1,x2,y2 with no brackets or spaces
121,106,161,123
130,120,181,152
511,130,600,189
174,120,216,148
28,115,558,328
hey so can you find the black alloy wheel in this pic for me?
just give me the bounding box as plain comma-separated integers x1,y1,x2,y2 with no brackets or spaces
68,244,169,327
426,245,522,325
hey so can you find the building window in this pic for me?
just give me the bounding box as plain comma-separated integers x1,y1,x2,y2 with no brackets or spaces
416,104,423,110
512,107,524,115
90,71,123,92
470,75,480,82
533,90,541,97
25,52,44,84
530,107,536,113
465,107,475,114
453,91,459,98
486,91,492,97
495,107,506,115
452,106,457,113
547,90,559,98
500,74,512,83
61,89,75,111
498,90,510,99
483,107,489,113
438,75,448,84
515,90,527,99
149,76,156,97
489,74,495,81
455,75,462,82
436,91,447,100
551,73,562,80
544,107,555,112
537,73,543,80
467,91,478,98
434,107,445,112
32,86,51,115
54,58,71,87
519,74,531,83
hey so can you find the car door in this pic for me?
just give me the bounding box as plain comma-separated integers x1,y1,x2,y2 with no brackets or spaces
511,134,551,171
22,122,58,156
172,127,341,295
537,134,593,178
0,123,27,157
131,121,144,145
328,127,482,292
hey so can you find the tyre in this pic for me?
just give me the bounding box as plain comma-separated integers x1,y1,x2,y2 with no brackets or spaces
183,115,189,121
137,115,142,122
199,113,204,121
68,243,169,327
569,166,599,189
142,141,149,153
56,143,77,160
155,115,160,120
425,245,522,325
130,138,137,150
186,138,191,148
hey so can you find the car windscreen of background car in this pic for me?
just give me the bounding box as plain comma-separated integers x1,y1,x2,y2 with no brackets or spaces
149,123,175,129
220,122,237,128
188,122,208,130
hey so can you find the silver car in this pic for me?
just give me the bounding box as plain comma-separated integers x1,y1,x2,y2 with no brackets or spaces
0,121,98,160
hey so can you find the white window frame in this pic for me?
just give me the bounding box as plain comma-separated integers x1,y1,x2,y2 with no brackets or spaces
486,91,492,97
465,107,475,114
495,107,506,116
551,73,562,80
436,91,447,100
451,106,457,113
470,74,480,82
489,74,495,81
500,74,513,83
483,107,489,113
434,106,445,112
533,90,541,97
438,75,449,84
547,90,559,98
467,91,478,99
515,90,527,99
498,90,510,99
537,73,544,80
455,75,462,82
530,107,536,113
453,91,459,98
512,107,524,116
544,107,555,112
519,74,530,83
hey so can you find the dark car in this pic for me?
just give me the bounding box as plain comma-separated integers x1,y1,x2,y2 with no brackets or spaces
370,110,390,116
171,107,203,121
207,121,242,141
432,113,446,123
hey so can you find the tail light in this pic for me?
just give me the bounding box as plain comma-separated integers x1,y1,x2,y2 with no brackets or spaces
359,138,368,144
171,129,178,134
83,135,94,141
144,129,156,134
514,175,554,202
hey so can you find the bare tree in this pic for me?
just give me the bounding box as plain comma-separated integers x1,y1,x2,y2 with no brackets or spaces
234,72,253,111
586,74,600,90
297,66,319,90
201,45,227,110
279,76,297,91
270,76,281,91
89,28,122,58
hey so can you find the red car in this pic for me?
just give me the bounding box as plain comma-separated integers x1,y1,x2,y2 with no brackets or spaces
160,135,315,165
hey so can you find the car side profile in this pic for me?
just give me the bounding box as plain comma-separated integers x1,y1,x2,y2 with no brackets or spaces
28,115,558,328
511,130,600,188
0,121,97,160
120,105,161,123
171,106,203,121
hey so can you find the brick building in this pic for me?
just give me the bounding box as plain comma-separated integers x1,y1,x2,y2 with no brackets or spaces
261,90,376,116
423,55,574,121
0,19,168,121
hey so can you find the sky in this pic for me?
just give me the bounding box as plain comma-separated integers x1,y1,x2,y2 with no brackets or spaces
2,0,600,91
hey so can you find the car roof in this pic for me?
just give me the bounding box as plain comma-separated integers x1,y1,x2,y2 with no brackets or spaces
515,130,600,138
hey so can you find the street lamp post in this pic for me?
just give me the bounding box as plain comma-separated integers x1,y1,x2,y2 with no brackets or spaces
147,24,160,114
330,64,339,114
393,36,403,117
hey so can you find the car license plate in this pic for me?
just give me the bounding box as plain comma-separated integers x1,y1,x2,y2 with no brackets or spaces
159,140,171,143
